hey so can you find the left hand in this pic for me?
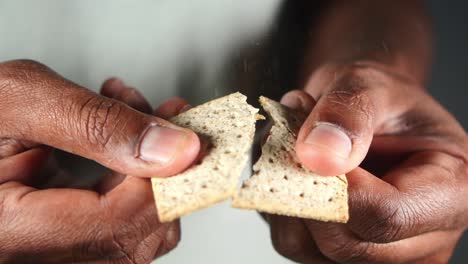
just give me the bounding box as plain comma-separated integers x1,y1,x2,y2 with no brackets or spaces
0,75,192,263
268,63,468,264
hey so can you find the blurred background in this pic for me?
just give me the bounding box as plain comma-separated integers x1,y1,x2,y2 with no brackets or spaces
426,1,467,262
0,0,466,263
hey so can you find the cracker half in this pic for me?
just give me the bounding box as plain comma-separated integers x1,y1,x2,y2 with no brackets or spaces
232,96,349,223
151,92,259,222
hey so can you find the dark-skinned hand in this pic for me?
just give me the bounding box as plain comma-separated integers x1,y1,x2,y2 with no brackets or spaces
268,63,468,264
0,59,200,263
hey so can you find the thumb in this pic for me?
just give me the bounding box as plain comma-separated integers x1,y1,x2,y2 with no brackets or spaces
0,60,200,177
295,67,392,175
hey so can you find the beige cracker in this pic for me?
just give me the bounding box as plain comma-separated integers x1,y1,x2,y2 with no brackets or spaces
232,96,349,223
151,92,259,222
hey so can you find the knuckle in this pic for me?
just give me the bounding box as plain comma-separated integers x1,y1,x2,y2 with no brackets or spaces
355,199,410,243
111,221,140,253
154,236,180,259
162,226,181,253
328,78,374,116
321,237,374,264
1,59,40,71
74,230,124,260
0,59,47,83
0,59,52,99
154,223,181,258
164,236,180,253
73,219,130,261
272,235,304,259
8,59,44,70
0,138,31,158
72,201,140,262
322,67,381,133
77,96,126,150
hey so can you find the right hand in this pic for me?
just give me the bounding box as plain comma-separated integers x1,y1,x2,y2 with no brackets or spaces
269,64,467,263
0,59,200,263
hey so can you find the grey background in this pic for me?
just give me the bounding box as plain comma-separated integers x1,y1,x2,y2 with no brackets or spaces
0,0,466,263
426,1,467,263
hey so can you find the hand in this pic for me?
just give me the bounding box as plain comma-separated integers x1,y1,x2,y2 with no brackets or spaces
269,62,468,263
0,59,200,263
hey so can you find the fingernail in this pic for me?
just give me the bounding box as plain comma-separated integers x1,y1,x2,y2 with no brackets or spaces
138,125,189,164
280,93,302,110
304,123,352,159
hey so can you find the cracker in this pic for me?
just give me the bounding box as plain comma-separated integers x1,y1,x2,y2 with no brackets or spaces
232,96,349,223
151,92,259,222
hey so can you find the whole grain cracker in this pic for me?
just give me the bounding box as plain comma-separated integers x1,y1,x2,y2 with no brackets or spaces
152,92,259,222
232,96,349,223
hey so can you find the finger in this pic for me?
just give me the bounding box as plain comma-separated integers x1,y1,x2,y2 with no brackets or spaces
98,94,194,191
0,176,163,262
127,221,179,263
101,78,152,114
380,151,468,240
154,98,191,119
0,147,51,185
280,90,316,113
411,235,461,264
95,172,126,193
0,60,200,178
269,215,331,263
153,220,181,258
97,79,154,192
100,77,126,98
306,220,462,264
0,138,40,159
97,96,192,192
296,66,409,175
323,160,467,244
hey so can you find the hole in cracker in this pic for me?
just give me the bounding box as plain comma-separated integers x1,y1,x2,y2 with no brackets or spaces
269,188,275,193
184,121,191,126
268,158,274,164
237,134,242,138
202,125,207,130
283,175,288,180
241,183,248,189
213,166,219,171
313,181,317,185
299,193,304,198
202,184,207,189
328,197,333,202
